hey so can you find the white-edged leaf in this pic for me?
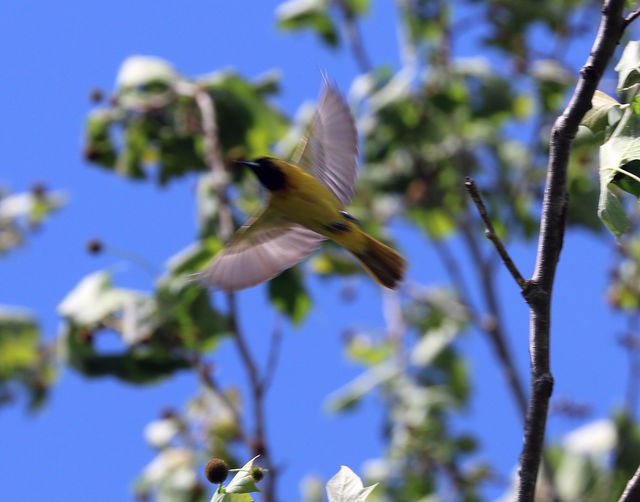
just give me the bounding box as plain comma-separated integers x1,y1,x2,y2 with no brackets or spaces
615,41,640,91
116,55,178,89
581,90,621,133
143,418,181,449
58,270,154,338
596,106,640,236
531,59,572,84
275,0,325,21
411,321,458,366
597,187,631,236
563,419,616,457
326,466,378,502
325,361,399,413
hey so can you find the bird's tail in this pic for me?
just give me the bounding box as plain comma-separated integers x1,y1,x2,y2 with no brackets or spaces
350,233,406,289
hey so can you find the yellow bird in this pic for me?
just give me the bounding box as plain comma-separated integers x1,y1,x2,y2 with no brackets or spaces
199,81,406,291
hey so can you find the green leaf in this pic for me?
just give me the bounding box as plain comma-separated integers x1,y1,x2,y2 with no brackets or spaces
200,73,289,159
598,188,631,237
0,308,39,379
62,322,192,383
326,466,378,502
0,307,53,411
276,0,339,47
154,277,228,351
596,106,640,235
84,110,117,168
613,411,640,489
615,41,640,91
344,0,370,16
268,267,311,325
63,324,192,384
158,135,207,185
612,159,640,197
581,90,621,133
116,119,148,179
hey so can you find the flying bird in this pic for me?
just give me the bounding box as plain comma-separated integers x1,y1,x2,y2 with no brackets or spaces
199,81,406,291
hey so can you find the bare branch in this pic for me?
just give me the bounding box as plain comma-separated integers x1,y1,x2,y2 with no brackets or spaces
516,1,628,500
464,177,528,290
624,7,640,31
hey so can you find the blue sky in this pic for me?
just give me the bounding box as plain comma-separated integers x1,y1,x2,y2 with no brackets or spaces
1,1,636,501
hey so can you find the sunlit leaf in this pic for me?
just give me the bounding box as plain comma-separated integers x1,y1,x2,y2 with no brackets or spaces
325,361,399,413
615,41,640,91
116,55,179,90
326,465,378,502
276,0,340,47
581,90,621,134
597,106,640,235
411,322,458,366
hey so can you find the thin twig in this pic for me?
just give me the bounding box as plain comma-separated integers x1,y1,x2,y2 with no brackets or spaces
624,7,640,30
464,177,527,290
619,464,640,502
516,2,628,501
336,0,374,73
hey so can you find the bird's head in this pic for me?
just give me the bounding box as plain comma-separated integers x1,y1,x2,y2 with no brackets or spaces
236,157,287,191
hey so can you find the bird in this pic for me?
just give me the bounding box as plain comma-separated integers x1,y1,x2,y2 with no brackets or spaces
198,81,406,291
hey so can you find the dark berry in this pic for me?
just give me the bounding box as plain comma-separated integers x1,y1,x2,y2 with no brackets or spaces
205,458,229,484
86,239,103,255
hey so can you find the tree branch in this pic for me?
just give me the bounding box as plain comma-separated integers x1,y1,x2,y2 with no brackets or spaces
516,2,628,500
464,177,528,290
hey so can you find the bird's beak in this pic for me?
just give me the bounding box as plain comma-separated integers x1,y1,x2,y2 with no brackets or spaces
235,160,260,169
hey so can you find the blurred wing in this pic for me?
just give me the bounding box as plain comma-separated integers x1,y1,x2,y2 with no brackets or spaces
198,205,324,291
292,80,358,206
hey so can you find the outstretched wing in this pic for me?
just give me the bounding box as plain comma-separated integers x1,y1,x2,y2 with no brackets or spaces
198,205,324,291
292,80,359,206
